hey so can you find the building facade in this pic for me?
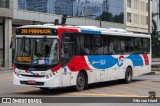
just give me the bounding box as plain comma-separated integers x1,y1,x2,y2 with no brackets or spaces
125,0,150,33
0,0,152,68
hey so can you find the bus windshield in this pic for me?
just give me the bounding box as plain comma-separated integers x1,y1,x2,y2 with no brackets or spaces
15,38,59,65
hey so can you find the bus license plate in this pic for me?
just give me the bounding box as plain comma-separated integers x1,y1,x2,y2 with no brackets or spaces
28,80,36,84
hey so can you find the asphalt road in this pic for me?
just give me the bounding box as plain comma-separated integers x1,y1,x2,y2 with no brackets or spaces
0,70,160,106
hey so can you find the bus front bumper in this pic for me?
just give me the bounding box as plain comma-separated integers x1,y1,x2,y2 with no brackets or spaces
13,72,61,88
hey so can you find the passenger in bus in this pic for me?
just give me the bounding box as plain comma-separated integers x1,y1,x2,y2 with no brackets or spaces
96,42,103,54
84,43,90,55
84,47,90,55
109,40,115,54
104,43,109,54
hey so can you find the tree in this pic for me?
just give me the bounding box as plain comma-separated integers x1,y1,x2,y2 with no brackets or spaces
95,11,113,22
113,12,124,24
95,12,124,24
152,12,159,47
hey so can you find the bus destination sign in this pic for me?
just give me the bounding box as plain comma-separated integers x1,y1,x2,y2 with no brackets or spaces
16,28,58,35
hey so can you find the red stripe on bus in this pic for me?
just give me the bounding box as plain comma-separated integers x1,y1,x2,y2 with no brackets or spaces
51,64,61,72
142,54,149,65
25,70,29,73
68,56,91,71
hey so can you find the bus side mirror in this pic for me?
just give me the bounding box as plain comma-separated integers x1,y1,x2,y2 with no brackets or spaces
61,14,67,25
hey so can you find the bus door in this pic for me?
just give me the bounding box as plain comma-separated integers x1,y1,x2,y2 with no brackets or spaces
94,36,106,82
61,32,75,86
100,69,106,81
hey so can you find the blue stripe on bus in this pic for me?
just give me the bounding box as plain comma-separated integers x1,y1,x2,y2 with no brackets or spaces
88,55,118,69
126,54,143,66
81,29,101,35
87,54,144,69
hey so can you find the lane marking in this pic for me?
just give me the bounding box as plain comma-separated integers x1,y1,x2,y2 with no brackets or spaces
67,92,144,97
88,88,137,96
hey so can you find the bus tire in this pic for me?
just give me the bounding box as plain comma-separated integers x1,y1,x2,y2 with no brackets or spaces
76,72,85,91
124,67,133,83
39,87,50,91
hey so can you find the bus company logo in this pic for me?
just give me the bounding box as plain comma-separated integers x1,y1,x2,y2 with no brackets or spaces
92,60,100,65
118,55,124,67
2,98,11,103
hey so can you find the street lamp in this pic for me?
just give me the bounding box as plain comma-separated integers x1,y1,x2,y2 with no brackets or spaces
96,1,102,27
71,0,75,16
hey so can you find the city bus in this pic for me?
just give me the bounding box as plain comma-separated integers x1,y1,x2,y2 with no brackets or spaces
13,25,151,91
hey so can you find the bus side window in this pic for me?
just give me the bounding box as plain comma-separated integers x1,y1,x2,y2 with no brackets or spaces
75,33,85,55
134,38,143,54
125,37,134,54
103,36,110,55
143,38,150,54
61,33,75,67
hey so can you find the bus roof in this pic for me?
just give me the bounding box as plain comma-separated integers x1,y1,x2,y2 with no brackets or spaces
17,24,151,38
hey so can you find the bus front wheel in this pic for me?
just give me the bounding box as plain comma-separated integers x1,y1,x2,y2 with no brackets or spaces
124,67,133,83
76,72,85,91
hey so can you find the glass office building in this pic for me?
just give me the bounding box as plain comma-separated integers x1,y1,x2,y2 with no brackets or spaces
17,0,124,23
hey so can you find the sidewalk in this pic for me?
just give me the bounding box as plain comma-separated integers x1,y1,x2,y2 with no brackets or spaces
0,67,13,72
151,58,160,71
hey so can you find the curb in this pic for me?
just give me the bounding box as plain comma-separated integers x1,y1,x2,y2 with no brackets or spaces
0,69,13,73
143,71,155,75
151,68,160,71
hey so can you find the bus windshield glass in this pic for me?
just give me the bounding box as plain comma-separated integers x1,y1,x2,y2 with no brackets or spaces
15,38,59,65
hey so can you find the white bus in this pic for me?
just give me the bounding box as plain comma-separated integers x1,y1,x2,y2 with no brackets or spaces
13,25,151,91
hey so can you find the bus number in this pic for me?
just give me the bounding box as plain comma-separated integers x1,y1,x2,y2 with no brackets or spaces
16,57,31,62
21,29,28,34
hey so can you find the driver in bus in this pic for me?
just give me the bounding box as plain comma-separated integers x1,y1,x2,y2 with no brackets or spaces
45,45,51,57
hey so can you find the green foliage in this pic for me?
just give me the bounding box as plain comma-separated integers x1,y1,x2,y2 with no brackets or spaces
95,12,124,24
152,12,160,47
113,13,124,23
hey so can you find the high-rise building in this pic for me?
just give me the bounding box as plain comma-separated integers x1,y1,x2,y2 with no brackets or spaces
18,0,48,13
54,0,72,16
125,0,150,33
18,0,73,16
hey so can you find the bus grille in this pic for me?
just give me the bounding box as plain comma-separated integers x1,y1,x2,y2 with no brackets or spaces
20,81,44,85
20,74,45,78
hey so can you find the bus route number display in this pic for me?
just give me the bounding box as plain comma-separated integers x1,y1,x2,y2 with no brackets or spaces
16,28,57,35
16,57,31,62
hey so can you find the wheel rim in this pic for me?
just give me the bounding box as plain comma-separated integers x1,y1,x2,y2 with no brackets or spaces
77,74,85,87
